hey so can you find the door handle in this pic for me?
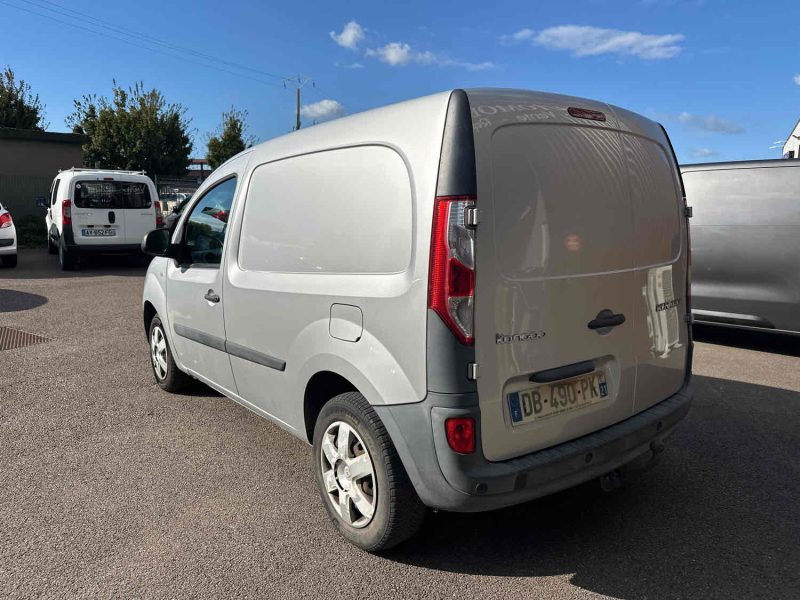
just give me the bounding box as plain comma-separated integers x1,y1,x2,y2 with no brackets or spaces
588,309,626,330
204,289,220,303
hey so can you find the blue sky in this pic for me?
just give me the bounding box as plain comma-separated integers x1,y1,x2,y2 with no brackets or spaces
0,0,797,163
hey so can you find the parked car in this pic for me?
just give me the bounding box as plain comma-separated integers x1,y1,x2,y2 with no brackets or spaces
681,159,800,334
0,202,17,267
141,89,693,551
46,168,163,270
163,195,192,231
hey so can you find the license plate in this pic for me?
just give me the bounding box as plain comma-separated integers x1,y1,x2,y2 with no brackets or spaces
508,371,608,426
81,228,116,237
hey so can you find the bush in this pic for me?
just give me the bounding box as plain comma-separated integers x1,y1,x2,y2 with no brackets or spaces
13,214,46,248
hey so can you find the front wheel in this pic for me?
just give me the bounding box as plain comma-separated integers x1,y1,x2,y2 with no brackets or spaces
47,234,57,255
149,316,191,392
313,392,426,552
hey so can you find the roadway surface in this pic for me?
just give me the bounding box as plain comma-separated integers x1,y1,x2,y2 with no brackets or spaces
1,249,798,599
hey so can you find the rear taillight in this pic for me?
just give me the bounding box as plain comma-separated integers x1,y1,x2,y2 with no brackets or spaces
445,417,476,454
0,212,12,229
62,199,72,226
428,195,476,345
155,205,164,227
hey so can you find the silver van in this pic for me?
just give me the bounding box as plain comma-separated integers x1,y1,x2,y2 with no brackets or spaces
681,160,800,334
141,89,693,551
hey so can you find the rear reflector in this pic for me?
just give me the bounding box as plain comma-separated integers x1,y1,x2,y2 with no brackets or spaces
0,212,12,228
568,107,606,122
445,417,475,454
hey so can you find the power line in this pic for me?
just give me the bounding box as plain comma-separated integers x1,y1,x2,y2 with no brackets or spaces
16,0,294,83
0,0,289,89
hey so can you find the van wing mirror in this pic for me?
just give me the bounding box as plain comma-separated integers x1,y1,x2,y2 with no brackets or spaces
35,196,47,209
141,228,177,258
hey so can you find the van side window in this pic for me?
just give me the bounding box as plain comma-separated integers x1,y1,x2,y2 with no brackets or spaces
51,179,60,206
183,177,237,267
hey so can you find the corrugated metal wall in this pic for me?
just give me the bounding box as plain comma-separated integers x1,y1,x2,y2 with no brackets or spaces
0,174,52,217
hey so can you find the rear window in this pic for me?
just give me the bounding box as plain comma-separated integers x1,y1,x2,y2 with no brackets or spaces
73,181,152,209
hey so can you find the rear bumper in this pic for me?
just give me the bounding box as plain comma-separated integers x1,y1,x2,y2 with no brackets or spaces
375,381,692,512
0,233,16,254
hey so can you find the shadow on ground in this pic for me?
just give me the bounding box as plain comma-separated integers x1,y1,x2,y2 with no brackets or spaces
389,374,800,599
0,289,48,312
0,248,149,280
693,323,800,357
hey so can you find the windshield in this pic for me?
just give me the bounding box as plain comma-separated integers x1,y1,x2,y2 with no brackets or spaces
73,181,152,209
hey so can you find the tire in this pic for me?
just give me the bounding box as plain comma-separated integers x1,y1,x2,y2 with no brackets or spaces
148,315,191,392
1,254,17,268
313,392,426,552
47,235,57,255
59,240,77,271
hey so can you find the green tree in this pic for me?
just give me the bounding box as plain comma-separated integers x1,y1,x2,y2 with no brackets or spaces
206,108,255,169
0,67,47,130
67,81,191,176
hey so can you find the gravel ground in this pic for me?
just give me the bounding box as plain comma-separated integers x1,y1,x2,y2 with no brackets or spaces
1,248,798,599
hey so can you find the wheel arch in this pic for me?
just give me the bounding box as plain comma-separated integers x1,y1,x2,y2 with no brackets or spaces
303,370,358,443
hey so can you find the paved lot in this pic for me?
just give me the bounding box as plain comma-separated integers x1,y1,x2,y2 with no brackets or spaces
1,248,798,599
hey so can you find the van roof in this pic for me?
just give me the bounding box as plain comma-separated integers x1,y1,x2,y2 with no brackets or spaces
241,88,665,167
680,158,800,172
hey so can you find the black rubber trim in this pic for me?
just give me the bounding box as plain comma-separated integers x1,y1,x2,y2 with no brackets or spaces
174,323,286,371
226,340,286,372
0,238,14,247
530,360,595,383
435,89,477,197
173,323,226,352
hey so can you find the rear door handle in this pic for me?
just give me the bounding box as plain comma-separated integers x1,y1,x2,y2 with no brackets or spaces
588,310,626,330
204,289,220,303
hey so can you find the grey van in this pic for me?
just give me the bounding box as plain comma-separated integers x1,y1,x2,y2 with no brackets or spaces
681,159,800,334
141,89,693,551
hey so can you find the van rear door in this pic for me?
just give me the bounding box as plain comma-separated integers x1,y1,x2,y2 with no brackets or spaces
72,179,128,245
469,91,638,462
468,91,688,462
72,178,154,246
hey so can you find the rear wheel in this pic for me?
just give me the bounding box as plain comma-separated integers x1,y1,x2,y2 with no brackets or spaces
59,241,77,271
149,316,191,392
1,254,17,268
313,392,426,552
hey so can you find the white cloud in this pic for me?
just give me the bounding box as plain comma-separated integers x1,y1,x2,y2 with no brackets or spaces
366,43,493,70
366,42,412,66
335,61,364,69
691,147,717,158
300,99,345,121
677,112,744,134
330,21,364,50
794,74,800,85
500,28,535,45
532,25,684,59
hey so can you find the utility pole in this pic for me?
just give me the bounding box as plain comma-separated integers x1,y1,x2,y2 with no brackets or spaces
284,75,314,131
296,87,300,131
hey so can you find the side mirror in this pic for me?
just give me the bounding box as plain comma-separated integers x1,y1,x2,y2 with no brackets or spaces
141,228,176,257
35,196,47,209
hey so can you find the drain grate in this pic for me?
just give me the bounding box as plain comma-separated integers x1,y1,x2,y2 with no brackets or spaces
0,326,51,351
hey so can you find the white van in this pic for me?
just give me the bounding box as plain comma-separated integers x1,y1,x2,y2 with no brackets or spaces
46,168,162,270
141,89,693,551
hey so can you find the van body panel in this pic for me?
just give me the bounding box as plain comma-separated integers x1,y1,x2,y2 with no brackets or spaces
467,89,688,461
221,91,452,425
681,161,800,333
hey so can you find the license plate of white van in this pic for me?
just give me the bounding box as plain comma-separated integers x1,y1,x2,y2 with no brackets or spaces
81,228,116,237
507,371,608,426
